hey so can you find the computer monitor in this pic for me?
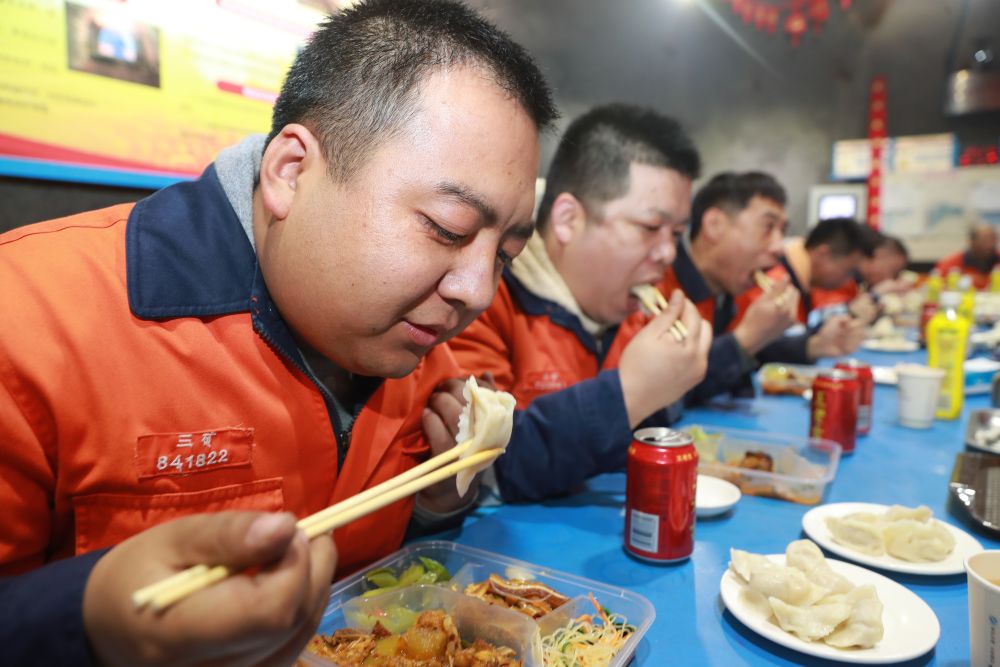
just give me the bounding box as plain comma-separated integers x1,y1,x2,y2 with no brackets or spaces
807,183,868,228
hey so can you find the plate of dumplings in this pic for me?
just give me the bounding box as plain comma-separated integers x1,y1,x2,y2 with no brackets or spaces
720,539,939,663
801,502,982,575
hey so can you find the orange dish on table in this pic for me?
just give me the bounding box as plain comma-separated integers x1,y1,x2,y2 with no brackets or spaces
303,609,521,667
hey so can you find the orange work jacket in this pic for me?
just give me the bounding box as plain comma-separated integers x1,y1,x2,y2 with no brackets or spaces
935,250,997,290
0,171,456,578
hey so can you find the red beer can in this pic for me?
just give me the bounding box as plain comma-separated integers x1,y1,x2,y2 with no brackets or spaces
809,369,859,454
624,427,698,563
835,359,874,435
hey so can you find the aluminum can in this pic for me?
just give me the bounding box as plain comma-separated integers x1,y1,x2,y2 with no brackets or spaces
835,359,874,435
624,427,697,562
809,369,859,454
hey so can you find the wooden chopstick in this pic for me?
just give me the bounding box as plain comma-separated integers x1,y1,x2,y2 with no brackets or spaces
133,445,500,612
633,286,687,342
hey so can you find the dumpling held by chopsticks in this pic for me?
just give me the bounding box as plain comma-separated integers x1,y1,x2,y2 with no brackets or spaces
454,376,516,496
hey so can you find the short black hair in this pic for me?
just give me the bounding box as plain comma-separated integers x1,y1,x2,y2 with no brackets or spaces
880,234,909,261
861,227,909,262
536,104,700,230
268,0,557,181
689,171,786,239
805,218,875,257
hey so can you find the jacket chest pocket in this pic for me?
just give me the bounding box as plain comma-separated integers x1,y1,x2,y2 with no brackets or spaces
72,478,284,556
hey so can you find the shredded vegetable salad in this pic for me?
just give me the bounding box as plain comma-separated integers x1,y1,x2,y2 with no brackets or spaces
541,593,635,667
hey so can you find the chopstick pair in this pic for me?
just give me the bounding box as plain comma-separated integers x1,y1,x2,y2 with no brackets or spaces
753,270,788,307
631,285,688,343
132,442,500,612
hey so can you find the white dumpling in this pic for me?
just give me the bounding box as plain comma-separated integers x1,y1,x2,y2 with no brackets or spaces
729,549,828,607
826,516,886,556
823,585,884,649
729,548,772,583
785,539,825,572
785,540,854,595
870,316,896,339
884,505,932,523
768,597,852,642
454,376,516,496
843,512,885,525
883,519,955,562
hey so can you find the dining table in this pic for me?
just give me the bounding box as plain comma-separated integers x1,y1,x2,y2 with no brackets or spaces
425,346,1000,666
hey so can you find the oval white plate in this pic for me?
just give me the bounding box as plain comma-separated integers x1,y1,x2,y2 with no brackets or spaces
802,502,983,575
720,554,940,664
861,339,919,353
696,475,741,518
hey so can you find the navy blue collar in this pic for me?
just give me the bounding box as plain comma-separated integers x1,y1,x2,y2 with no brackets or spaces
502,268,619,359
673,241,713,303
125,165,304,367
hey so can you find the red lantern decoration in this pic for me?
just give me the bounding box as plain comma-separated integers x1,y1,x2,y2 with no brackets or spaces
766,6,780,33
785,10,808,46
754,3,770,30
808,0,830,31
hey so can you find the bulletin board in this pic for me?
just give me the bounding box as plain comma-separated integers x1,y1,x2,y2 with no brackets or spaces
0,0,329,188
880,165,1000,263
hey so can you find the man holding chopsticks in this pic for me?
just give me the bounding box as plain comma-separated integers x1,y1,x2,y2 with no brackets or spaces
660,172,865,403
0,1,556,665
447,104,712,504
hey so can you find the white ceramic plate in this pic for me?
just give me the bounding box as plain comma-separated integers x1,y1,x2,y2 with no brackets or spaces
720,554,940,664
696,475,741,518
861,339,919,353
801,502,983,575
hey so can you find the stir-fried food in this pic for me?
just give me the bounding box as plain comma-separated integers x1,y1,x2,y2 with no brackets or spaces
464,574,570,619
304,610,521,667
736,450,774,472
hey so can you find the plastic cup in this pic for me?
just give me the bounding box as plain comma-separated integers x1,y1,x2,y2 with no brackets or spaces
895,364,944,429
967,551,1000,666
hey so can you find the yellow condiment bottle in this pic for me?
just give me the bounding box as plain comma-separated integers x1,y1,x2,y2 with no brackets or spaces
919,271,943,346
946,268,961,290
991,267,1000,293
958,275,975,323
926,291,969,420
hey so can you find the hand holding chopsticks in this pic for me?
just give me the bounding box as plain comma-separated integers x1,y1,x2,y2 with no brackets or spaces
631,285,689,342
754,270,788,308
132,442,501,612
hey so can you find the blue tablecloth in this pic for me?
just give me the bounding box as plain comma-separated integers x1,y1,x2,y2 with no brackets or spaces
430,348,999,665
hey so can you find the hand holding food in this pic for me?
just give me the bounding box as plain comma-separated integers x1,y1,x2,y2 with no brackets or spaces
619,289,711,426
733,277,800,355
807,315,865,360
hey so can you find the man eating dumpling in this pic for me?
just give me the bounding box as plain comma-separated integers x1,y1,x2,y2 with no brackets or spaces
447,104,712,502
0,1,556,664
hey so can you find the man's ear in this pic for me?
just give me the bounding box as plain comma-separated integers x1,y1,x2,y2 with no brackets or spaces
700,207,730,242
548,192,587,246
258,124,323,220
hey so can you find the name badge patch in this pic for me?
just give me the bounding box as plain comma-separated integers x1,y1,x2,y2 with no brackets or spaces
135,428,254,480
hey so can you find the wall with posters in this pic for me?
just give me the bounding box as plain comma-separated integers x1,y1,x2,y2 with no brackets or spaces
0,0,325,188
